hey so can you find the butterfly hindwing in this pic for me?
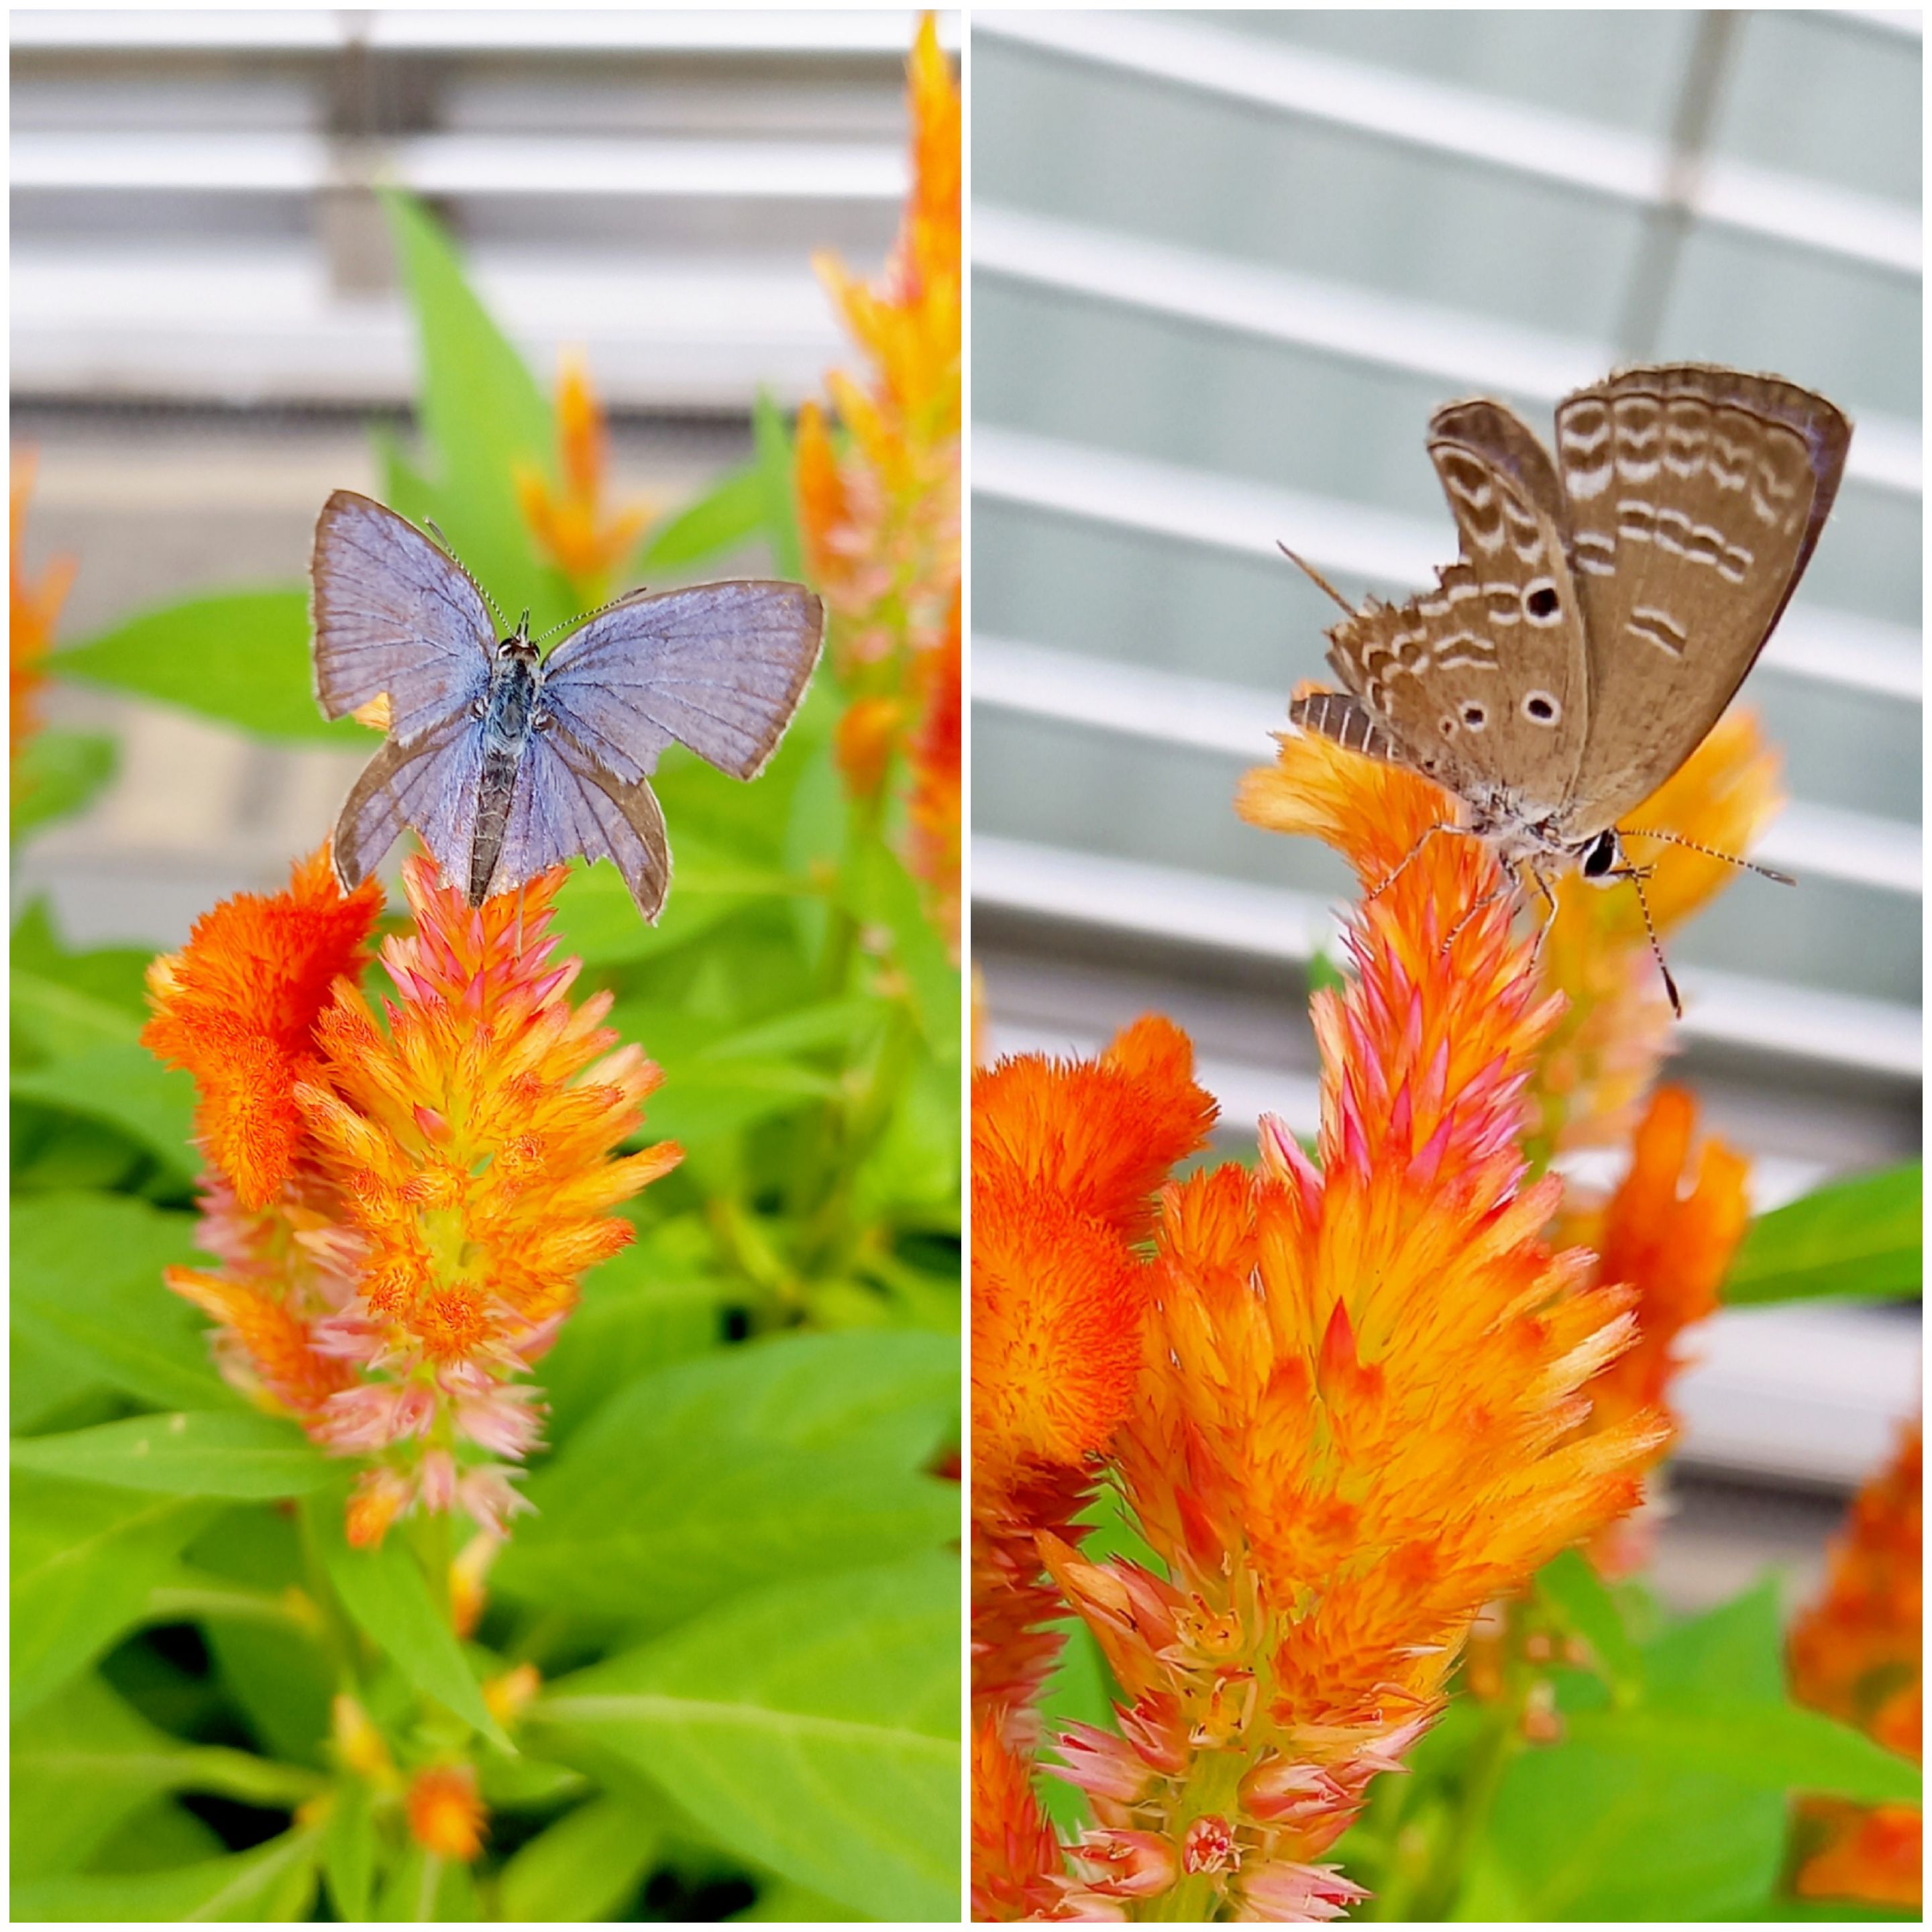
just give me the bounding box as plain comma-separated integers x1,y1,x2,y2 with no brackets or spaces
539,581,825,786
1554,364,1851,834
331,710,484,894
1324,404,1589,812
494,724,672,921
312,491,494,743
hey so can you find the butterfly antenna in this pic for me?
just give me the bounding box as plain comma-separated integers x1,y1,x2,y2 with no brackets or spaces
1277,541,1357,616
1618,826,1796,885
424,517,513,633
531,585,648,648
1623,867,1683,1019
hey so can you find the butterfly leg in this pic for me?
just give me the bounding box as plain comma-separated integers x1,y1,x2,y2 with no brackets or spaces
1365,820,1469,904
1439,870,1518,955
1527,863,1560,968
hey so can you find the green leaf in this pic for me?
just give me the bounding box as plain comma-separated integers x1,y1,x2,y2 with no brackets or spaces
549,839,794,967
735,1880,863,1921
1725,1163,1921,1305
1563,1700,1921,1806
307,1493,511,1750
496,1332,957,1628
639,462,767,572
536,1553,959,1923
11,1825,321,1922
11,1472,217,1715
11,1193,230,1411
496,1794,660,1922
1305,947,1348,999
12,969,142,1063
12,729,117,839
1481,1736,1786,1919
1536,1548,1644,1695
846,839,961,1065
12,1042,199,1179
11,1411,332,1500
535,1244,724,1442
11,1673,321,1881
1036,1618,1114,1833
321,1783,376,1923
53,590,356,743
9,900,153,1014
644,1055,839,1148
1644,1576,1786,1703
752,389,804,582
700,996,887,1063
380,190,572,635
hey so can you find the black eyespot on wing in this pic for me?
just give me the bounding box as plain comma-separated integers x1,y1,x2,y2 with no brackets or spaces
1461,703,1487,729
1526,586,1559,619
1525,694,1556,722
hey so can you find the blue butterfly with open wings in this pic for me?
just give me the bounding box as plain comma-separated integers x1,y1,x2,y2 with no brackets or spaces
311,490,824,921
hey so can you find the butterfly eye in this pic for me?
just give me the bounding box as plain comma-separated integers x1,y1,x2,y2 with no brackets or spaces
1582,830,1620,879
1523,692,1560,724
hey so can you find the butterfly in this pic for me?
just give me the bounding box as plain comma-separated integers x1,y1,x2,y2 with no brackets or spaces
311,490,824,921
1287,363,1851,1010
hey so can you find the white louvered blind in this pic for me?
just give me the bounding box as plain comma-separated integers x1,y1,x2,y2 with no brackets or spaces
12,8,958,410
969,9,1921,1485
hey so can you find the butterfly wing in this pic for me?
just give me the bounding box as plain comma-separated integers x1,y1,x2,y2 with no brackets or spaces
1320,400,1589,810
1553,364,1851,835
537,580,824,786
331,710,484,894
493,723,672,921
312,490,494,743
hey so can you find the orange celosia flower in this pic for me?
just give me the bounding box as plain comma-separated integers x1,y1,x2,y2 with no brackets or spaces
1562,1085,1750,1575
971,1018,1216,1744
973,1714,1071,1922
153,851,680,1546
1788,1420,1921,1908
797,12,960,849
406,1764,488,1862
1527,708,1781,1160
11,449,76,772
143,847,384,1208
1012,722,1668,1917
514,348,651,596
908,590,962,953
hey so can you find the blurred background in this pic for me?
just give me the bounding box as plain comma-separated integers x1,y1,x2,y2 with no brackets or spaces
971,9,1921,1605
12,5,957,934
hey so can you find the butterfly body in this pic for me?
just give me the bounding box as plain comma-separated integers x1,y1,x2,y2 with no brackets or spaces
311,490,824,921
468,632,545,907
1290,364,1851,896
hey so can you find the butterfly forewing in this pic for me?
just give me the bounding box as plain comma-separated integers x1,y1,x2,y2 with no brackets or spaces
1553,365,1851,833
312,491,494,743
1321,405,1589,808
539,581,825,786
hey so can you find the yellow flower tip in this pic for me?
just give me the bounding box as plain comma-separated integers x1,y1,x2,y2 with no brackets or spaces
449,1530,500,1640
406,1764,488,1864
835,694,905,800
483,1660,542,1727
345,1467,411,1549
331,1693,394,1782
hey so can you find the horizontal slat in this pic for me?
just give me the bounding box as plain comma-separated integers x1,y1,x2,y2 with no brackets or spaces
10,9,958,54
974,425,1923,704
11,248,843,409
973,634,1925,898
977,13,1921,277
975,835,1923,1080
11,131,907,201
975,205,1921,498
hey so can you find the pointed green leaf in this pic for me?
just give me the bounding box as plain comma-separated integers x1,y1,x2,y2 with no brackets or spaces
12,729,117,839
638,462,767,572
11,1193,229,1411
496,1794,660,1922
307,1494,510,1750
12,1411,332,1499
13,1042,199,1179
52,590,356,743
1726,1162,1921,1305
11,1825,321,1922
536,1554,959,1923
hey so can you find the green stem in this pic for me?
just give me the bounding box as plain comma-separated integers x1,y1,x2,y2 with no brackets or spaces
1408,1695,1524,1921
